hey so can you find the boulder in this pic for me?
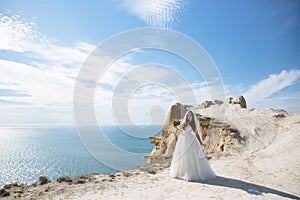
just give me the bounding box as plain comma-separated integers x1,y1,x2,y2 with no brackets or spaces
199,100,224,109
199,101,213,109
38,176,50,185
225,96,247,108
0,189,10,197
233,96,247,108
214,99,224,105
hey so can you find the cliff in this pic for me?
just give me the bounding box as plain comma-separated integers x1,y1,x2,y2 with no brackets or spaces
1,96,299,199
144,97,248,166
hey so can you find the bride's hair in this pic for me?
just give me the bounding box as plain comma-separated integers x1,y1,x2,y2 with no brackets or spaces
182,111,197,132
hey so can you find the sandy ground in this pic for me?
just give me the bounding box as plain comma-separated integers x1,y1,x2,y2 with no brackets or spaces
1,106,300,199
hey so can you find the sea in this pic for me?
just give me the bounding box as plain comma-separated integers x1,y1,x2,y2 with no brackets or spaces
0,125,161,188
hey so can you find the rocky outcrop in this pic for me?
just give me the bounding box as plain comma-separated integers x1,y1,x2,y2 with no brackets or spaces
146,97,248,166
144,128,178,165
145,105,246,165
199,100,223,109
161,103,187,137
199,95,247,109
202,119,246,155
225,96,247,108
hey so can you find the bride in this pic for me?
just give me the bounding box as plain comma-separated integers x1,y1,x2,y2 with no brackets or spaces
170,110,216,181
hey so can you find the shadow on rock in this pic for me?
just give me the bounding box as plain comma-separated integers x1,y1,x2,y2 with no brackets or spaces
195,176,299,199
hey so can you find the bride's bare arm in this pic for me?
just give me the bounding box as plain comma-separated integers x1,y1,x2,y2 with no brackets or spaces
195,130,205,146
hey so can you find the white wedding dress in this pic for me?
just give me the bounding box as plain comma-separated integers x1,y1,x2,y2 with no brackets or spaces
170,124,216,181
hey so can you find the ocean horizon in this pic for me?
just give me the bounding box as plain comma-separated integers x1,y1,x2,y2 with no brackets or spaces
0,124,161,188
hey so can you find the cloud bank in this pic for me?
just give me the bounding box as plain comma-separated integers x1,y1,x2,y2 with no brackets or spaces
0,12,299,125
0,13,96,124
243,69,300,108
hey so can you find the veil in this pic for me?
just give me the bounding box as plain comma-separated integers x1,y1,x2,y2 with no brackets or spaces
181,110,203,143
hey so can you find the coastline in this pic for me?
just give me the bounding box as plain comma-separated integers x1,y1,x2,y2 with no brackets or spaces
1,100,300,199
1,152,299,200
0,125,157,189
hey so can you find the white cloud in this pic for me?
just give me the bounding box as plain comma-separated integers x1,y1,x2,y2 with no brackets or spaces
250,95,300,111
243,69,300,108
0,13,97,125
0,14,38,53
1,12,299,125
0,60,74,107
0,13,96,69
120,0,185,28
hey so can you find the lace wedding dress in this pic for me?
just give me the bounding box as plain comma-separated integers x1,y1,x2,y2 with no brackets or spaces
170,111,216,181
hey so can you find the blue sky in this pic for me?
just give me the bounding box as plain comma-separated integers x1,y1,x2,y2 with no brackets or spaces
0,0,299,125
